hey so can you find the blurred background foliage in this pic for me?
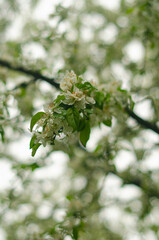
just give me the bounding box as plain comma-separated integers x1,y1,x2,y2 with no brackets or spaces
0,0,159,239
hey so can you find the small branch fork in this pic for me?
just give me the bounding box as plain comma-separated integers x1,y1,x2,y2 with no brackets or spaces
0,58,159,135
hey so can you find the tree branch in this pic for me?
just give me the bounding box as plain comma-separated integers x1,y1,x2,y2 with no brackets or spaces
125,107,159,134
0,59,60,89
12,79,35,90
0,58,159,135
110,169,159,199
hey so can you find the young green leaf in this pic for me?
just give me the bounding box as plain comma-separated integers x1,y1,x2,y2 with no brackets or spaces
73,226,78,240
0,126,4,142
78,119,86,131
30,112,45,132
53,112,65,120
95,91,105,109
85,108,93,115
30,134,36,149
75,81,96,92
103,119,112,127
80,120,90,147
54,95,65,105
66,108,80,131
77,76,83,82
128,96,135,110
31,143,41,157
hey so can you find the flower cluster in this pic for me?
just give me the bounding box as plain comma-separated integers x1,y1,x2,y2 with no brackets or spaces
30,71,133,156
60,71,95,108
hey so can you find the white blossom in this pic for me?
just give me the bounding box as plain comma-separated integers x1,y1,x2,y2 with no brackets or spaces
98,80,121,94
60,70,77,92
43,102,55,113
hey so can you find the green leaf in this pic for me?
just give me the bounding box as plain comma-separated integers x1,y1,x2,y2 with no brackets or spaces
78,119,86,131
54,106,67,115
71,84,74,92
117,87,128,94
105,93,111,103
80,120,90,147
85,108,93,115
77,76,83,82
75,81,96,92
66,195,73,201
53,112,65,120
30,162,40,171
126,8,134,14
30,134,36,149
103,119,112,127
31,143,41,157
0,126,4,142
128,96,135,110
95,91,105,109
94,144,102,153
30,112,45,132
54,95,65,105
15,162,40,171
73,227,78,240
66,108,80,131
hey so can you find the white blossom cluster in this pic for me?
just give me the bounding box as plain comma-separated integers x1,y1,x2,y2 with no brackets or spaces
60,71,95,109
30,71,132,156
31,72,94,145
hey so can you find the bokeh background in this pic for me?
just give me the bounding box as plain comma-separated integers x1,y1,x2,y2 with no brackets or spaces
0,0,159,239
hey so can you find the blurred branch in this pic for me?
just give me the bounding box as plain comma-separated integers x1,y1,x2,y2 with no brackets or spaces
125,107,159,135
12,79,35,90
0,58,159,134
0,58,60,89
109,169,159,199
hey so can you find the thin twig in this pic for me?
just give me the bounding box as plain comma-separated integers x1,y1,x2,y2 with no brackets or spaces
0,59,60,89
